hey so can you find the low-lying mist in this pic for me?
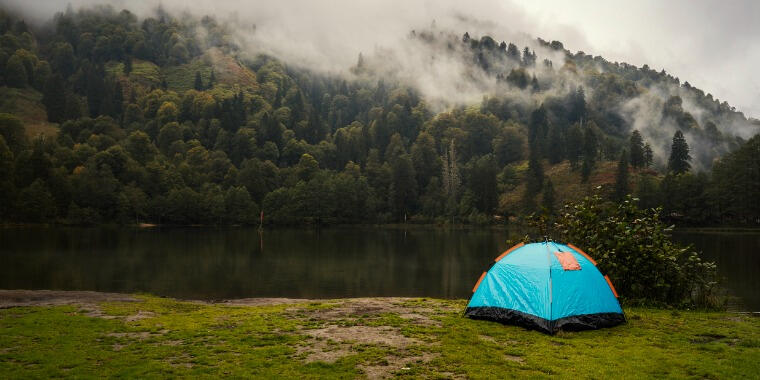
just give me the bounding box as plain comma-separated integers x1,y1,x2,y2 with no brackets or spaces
3,0,758,169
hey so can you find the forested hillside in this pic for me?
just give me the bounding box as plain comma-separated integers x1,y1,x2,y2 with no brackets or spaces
0,6,757,226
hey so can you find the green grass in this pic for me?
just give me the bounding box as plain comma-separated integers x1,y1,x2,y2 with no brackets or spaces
163,49,258,95
162,60,214,93
106,59,162,87
0,295,758,378
0,86,58,138
499,160,660,213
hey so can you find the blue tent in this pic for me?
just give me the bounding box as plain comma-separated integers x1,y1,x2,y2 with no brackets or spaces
465,241,625,334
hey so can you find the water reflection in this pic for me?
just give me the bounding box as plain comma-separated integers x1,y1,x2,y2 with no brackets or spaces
0,227,512,300
1,227,757,310
672,231,760,311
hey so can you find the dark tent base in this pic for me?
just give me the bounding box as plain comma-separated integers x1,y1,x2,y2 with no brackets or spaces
465,307,626,335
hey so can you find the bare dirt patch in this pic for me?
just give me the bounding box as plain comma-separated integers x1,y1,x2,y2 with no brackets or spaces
106,332,154,340
504,354,525,363
125,310,156,322
297,324,420,364
358,352,440,379
691,333,728,344
306,325,417,347
167,353,194,368
287,298,449,327
295,338,353,363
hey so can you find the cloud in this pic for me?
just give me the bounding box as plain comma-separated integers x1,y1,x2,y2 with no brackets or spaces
3,0,757,167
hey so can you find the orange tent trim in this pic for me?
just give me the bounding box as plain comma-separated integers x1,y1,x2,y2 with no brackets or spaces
472,271,487,293
494,242,525,262
604,275,619,298
568,243,597,265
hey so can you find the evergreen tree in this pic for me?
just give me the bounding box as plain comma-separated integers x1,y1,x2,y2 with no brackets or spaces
85,66,106,117
410,132,440,189
566,123,583,169
123,57,132,75
547,124,564,164
530,75,540,93
17,179,56,222
5,54,27,88
442,139,460,200
644,143,654,168
523,146,544,211
390,154,417,219
581,124,598,182
194,71,203,91
113,80,124,117
668,130,691,174
629,130,645,168
581,158,592,183
528,105,548,156
469,154,499,213
42,74,66,123
710,135,760,223
542,178,555,215
613,150,630,201
569,86,586,123
208,69,215,88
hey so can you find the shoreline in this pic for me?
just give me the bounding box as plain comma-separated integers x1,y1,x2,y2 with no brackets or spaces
0,289,434,309
3,222,760,233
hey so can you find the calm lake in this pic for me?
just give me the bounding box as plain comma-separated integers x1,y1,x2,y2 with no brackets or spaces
1,227,758,310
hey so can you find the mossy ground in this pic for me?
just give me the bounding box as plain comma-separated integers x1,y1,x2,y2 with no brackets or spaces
0,294,758,378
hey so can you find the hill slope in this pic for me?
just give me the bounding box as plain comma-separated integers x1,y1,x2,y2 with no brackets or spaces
0,5,756,226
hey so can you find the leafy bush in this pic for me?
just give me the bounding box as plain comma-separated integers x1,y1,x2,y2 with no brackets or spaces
530,192,719,308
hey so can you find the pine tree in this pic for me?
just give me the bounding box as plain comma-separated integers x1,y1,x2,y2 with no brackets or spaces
629,130,645,168
528,105,548,157
123,57,132,75
566,123,583,169
668,130,691,174
547,124,564,164
113,80,124,117
581,158,592,183
86,66,106,117
614,150,630,201
530,75,539,93
208,69,215,88
569,86,587,123
644,143,654,168
194,71,203,91
442,139,460,199
542,178,555,215
581,124,598,182
42,74,66,123
524,146,544,211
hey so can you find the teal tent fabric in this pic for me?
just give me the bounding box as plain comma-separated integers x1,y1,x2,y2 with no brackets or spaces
465,241,625,334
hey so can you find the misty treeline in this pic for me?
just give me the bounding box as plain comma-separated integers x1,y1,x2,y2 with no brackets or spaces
0,6,757,226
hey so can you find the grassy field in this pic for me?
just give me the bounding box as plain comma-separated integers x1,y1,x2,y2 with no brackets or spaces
0,292,757,379
163,48,258,95
0,86,58,139
498,160,660,213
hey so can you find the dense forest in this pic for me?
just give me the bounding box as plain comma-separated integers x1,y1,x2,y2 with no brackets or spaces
0,6,757,226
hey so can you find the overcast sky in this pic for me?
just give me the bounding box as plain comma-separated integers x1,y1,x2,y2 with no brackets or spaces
5,0,758,118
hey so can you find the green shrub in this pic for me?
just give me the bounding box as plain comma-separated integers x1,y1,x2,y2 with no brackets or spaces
529,192,719,308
